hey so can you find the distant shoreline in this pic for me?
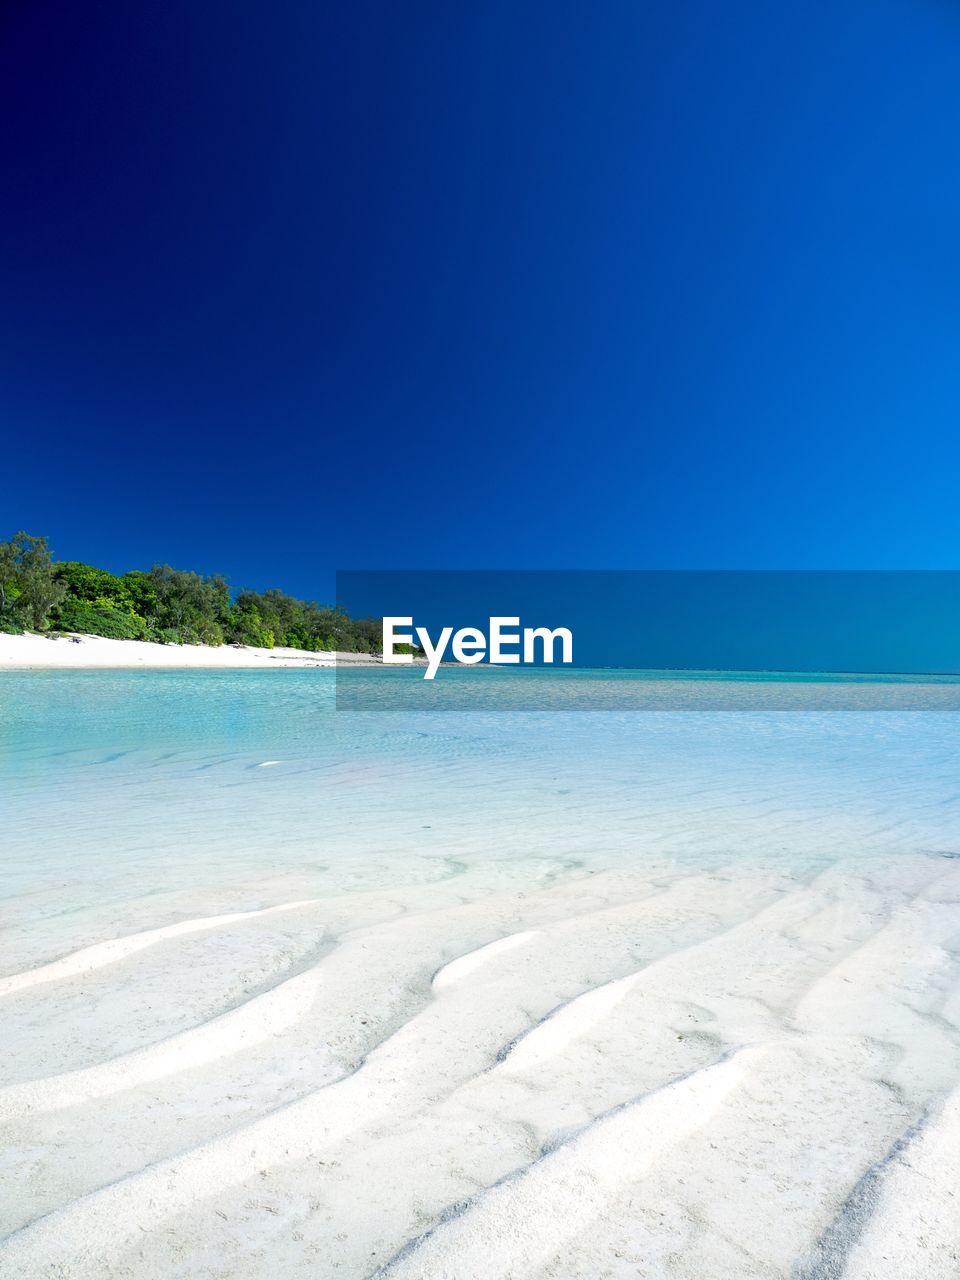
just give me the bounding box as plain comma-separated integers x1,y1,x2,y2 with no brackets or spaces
0,632,397,670
2,632,957,680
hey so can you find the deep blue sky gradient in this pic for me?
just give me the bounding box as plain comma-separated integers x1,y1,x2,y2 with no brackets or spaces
2,2,959,600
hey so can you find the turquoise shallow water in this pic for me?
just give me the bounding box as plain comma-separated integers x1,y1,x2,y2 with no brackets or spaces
3,668,960,969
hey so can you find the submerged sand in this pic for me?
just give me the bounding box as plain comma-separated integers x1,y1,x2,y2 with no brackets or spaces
1,853,959,1278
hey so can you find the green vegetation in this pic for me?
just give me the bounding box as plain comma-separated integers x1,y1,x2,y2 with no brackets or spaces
0,533,66,632
0,531,384,652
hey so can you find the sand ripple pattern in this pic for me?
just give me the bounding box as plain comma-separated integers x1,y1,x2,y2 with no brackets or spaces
2,856,960,1279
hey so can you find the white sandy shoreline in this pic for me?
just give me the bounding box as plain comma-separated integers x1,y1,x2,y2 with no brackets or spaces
0,631,388,670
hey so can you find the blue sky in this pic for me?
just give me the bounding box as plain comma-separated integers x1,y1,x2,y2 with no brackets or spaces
339,571,960,674
2,2,959,600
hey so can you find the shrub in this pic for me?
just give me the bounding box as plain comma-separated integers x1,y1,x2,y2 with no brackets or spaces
55,562,131,605
198,621,224,646
56,600,147,640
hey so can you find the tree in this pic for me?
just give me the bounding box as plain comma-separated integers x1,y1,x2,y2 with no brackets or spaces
148,565,229,643
55,561,131,606
0,538,17,616
2,532,66,631
0,529,386,650
120,571,161,625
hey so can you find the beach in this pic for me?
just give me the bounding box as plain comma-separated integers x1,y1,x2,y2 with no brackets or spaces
0,632,384,669
2,669,959,1278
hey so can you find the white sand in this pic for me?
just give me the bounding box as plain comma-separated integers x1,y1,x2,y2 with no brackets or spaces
2,856,960,1278
0,631,385,668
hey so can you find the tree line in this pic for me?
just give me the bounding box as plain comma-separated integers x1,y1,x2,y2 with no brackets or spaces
0,531,386,652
